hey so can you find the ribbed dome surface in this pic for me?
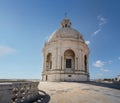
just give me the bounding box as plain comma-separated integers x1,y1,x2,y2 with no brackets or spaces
48,27,83,42
48,18,84,42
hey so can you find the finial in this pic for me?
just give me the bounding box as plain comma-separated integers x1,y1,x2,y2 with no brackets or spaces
61,13,71,28
65,12,67,18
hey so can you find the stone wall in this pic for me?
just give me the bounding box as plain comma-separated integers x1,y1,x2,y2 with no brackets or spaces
42,73,89,82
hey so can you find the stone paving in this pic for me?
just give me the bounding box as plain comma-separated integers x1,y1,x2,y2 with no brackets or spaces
38,82,120,103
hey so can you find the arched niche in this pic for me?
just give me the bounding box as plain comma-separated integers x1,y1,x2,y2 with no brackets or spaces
64,49,75,70
46,53,52,70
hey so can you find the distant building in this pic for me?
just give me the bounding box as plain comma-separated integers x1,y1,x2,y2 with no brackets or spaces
117,75,120,82
42,17,90,81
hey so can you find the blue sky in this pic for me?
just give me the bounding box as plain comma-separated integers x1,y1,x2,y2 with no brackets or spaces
0,0,120,79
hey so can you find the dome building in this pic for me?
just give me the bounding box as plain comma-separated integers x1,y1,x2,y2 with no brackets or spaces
42,18,90,81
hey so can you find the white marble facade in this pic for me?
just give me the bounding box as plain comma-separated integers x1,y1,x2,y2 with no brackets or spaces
42,18,90,81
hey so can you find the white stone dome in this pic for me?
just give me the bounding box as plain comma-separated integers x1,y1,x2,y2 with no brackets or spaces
42,17,90,82
48,18,84,42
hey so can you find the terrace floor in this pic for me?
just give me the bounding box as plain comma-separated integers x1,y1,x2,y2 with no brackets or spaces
38,81,120,103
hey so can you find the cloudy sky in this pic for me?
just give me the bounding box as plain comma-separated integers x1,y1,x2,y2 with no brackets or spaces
0,0,120,79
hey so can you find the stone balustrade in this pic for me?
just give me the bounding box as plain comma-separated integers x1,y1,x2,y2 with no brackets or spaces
0,81,39,103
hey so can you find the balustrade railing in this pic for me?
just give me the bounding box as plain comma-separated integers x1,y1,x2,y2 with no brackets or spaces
0,82,39,103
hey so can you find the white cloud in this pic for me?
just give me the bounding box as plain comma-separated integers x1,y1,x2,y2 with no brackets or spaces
93,60,105,67
100,68,109,72
93,28,101,36
98,15,107,26
0,45,16,56
92,15,107,36
118,57,120,60
85,40,90,45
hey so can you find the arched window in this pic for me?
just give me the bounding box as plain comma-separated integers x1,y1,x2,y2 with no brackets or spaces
84,55,87,72
46,53,52,70
65,24,67,27
66,59,71,68
64,49,75,69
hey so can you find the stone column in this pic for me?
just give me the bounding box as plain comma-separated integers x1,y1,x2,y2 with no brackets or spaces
87,54,89,73
78,49,82,70
52,56,54,70
43,51,46,72
61,56,62,70
52,49,55,70
77,50,79,70
55,48,58,69
62,50,65,70
82,52,85,71
75,56,78,70
75,49,78,70
57,48,61,70
76,57,78,70
81,50,84,71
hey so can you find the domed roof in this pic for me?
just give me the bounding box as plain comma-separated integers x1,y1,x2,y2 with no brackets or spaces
48,18,84,42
